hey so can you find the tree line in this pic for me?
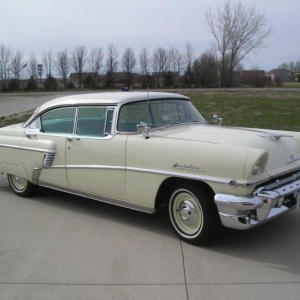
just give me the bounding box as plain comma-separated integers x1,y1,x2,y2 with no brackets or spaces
0,1,274,91
277,61,300,71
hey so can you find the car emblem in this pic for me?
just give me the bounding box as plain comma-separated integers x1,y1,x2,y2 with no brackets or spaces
286,154,300,164
173,163,204,172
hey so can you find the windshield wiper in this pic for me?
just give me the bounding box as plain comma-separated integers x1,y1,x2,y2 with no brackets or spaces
189,120,207,124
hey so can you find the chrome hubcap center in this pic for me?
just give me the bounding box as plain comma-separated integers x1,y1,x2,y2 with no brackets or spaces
179,200,197,226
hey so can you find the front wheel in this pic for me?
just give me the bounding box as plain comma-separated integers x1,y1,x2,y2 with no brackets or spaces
168,183,220,246
7,174,38,197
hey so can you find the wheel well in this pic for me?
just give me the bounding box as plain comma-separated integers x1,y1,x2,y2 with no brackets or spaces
155,177,215,211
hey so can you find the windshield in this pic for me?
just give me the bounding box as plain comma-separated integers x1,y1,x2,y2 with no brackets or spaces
117,99,206,132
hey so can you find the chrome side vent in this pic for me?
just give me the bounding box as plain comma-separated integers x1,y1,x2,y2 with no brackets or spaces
43,152,56,168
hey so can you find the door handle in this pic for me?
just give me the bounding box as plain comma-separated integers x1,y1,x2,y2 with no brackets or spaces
67,136,80,141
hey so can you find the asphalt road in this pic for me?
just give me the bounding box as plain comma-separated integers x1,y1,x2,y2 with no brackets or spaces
0,92,87,117
1,91,300,299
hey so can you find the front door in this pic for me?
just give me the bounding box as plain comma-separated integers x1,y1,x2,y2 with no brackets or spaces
65,106,127,201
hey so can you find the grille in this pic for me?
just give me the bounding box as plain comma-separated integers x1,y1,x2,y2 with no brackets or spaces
258,169,300,191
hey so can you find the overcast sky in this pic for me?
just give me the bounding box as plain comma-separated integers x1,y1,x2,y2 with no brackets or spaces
1,0,299,72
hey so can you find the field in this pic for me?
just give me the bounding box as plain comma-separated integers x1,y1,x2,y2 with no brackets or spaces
183,89,300,132
1,89,300,131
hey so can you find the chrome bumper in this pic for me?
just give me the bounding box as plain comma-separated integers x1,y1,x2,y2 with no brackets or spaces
214,179,300,230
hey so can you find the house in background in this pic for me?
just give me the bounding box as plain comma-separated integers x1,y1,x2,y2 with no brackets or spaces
265,69,293,83
292,69,300,82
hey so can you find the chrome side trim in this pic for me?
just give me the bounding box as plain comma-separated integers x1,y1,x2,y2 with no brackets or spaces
126,166,230,185
43,164,240,186
0,143,56,154
49,165,125,171
32,168,42,185
38,181,154,214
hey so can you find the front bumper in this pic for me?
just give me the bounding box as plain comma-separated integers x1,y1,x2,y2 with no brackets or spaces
214,179,300,230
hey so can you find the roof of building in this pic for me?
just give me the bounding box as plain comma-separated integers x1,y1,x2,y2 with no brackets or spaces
266,68,293,74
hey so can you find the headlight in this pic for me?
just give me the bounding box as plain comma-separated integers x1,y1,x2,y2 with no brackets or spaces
252,159,262,175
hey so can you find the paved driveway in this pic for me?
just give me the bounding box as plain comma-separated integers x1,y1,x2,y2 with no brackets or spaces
0,92,300,299
1,173,300,300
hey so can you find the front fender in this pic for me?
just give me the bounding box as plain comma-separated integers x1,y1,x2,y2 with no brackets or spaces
20,137,57,176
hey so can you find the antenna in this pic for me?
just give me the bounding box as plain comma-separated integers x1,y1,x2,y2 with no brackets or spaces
147,80,149,112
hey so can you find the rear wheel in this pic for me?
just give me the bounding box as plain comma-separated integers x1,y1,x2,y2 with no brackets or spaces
168,182,220,245
7,174,38,197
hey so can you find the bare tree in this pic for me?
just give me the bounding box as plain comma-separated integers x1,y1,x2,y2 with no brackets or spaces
56,49,70,89
139,47,151,75
184,42,195,71
278,61,300,71
152,47,170,87
28,52,38,79
71,45,87,89
89,47,104,74
193,48,219,87
105,44,119,87
139,47,151,88
105,44,119,73
121,47,136,73
10,51,26,85
169,47,184,86
42,50,54,77
183,42,195,87
0,44,13,90
121,47,136,87
88,47,104,87
206,1,273,86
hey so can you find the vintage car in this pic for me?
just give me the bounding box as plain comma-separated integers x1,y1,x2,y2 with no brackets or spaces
0,92,299,245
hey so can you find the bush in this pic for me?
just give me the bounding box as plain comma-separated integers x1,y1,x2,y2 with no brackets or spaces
8,79,20,91
83,75,98,89
274,76,283,87
67,81,75,89
44,75,57,90
26,76,38,91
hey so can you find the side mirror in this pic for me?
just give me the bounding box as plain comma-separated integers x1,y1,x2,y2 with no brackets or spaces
213,114,223,126
137,122,150,139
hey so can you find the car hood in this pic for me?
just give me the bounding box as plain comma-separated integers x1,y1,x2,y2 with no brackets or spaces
152,124,300,177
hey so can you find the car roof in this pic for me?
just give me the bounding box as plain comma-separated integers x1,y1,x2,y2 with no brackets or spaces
39,91,190,112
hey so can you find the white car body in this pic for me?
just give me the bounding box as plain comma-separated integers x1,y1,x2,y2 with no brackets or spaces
1,92,299,245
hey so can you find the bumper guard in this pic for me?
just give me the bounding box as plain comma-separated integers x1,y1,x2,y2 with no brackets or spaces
214,179,300,230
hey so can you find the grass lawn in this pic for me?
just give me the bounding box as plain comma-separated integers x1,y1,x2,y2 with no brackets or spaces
181,90,300,132
1,90,300,131
0,110,34,128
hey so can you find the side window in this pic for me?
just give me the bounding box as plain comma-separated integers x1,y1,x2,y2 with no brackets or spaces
40,107,76,134
76,107,108,137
